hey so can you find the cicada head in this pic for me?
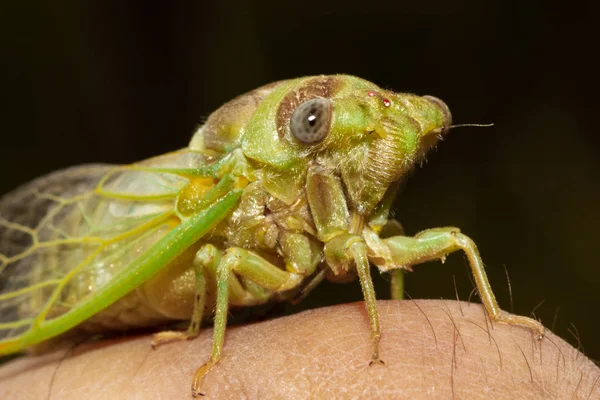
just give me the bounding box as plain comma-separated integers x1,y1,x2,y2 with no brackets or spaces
238,75,452,216
325,82,452,215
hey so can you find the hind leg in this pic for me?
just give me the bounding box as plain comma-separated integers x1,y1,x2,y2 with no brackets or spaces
191,246,304,397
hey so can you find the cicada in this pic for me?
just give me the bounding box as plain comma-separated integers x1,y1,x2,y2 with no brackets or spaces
0,75,544,396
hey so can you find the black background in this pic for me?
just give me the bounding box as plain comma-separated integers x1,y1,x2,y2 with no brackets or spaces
2,1,599,363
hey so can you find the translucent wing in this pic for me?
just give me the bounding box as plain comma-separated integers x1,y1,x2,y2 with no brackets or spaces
0,149,223,348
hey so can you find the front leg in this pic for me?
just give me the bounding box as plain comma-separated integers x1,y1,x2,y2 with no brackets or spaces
379,227,545,339
379,219,406,301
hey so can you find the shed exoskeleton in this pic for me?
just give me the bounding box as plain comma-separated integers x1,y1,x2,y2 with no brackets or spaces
0,75,544,396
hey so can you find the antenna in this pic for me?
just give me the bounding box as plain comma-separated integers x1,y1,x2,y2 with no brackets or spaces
448,123,494,129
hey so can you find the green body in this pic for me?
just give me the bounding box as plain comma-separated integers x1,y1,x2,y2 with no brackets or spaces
0,76,543,392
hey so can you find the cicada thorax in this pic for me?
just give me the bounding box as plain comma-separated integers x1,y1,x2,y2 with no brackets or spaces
189,80,288,153
82,171,318,329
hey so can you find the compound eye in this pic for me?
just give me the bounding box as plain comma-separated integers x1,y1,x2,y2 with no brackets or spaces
290,98,332,144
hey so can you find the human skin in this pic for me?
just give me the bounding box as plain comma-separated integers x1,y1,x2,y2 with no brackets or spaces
0,300,598,399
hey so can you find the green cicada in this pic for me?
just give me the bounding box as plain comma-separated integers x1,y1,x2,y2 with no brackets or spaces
0,75,544,396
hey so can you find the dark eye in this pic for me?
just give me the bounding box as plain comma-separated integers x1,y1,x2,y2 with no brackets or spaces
290,98,332,144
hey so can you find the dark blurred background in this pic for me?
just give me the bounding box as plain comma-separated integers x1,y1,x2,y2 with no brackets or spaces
1,2,598,362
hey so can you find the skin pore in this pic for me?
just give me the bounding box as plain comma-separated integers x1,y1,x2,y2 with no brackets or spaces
1,300,598,399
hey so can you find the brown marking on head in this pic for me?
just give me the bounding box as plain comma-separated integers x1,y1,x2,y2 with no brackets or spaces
276,76,343,139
